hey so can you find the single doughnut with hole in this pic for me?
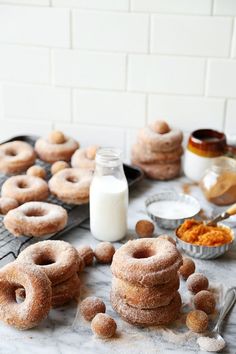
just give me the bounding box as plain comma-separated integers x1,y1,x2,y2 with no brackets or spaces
138,122,183,152
187,273,209,294
112,275,179,309
0,197,18,215
131,158,181,180
94,242,115,264
111,238,183,287
131,143,183,164
0,262,51,330
111,290,181,326
17,240,79,285
80,296,106,321
77,245,94,266
51,161,70,175
1,175,49,204
179,257,195,280
193,290,216,315
4,201,68,237
35,132,79,163
0,141,36,174
71,145,99,170
186,310,208,333
26,165,46,179
91,313,117,339
49,168,92,204
135,220,154,238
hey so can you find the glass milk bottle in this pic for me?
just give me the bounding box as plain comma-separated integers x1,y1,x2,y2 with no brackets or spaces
90,148,128,242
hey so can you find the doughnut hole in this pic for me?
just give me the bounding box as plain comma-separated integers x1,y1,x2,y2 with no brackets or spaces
48,131,66,144
77,245,94,266
24,207,47,218
0,197,19,215
80,297,106,321
186,310,208,333
27,165,46,179
94,242,115,264
135,220,154,238
17,180,29,189
187,273,209,294
152,120,170,134
91,313,117,339
51,161,69,175
66,175,78,183
179,257,195,280
133,247,155,259
194,290,216,315
86,145,99,160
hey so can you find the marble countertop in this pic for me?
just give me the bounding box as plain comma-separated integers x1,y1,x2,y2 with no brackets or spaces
0,176,235,354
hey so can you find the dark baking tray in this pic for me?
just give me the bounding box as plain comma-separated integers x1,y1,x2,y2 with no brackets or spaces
0,135,143,263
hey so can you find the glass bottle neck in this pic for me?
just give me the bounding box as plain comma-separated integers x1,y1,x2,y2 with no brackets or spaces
95,147,125,179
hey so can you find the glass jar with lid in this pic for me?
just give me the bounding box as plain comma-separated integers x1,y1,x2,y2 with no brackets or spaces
90,147,128,242
200,156,236,205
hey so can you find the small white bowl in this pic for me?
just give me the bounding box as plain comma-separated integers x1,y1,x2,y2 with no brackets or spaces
146,191,200,230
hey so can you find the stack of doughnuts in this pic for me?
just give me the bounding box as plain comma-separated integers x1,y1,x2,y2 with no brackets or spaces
131,120,183,180
110,237,183,326
0,240,83,330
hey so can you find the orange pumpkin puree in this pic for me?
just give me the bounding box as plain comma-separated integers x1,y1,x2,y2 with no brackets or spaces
176,219,233,247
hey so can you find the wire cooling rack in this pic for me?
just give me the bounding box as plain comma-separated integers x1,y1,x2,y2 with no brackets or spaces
0,135,143,264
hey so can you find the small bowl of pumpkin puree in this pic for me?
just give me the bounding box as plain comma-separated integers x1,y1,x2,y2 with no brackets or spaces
176,219,234,259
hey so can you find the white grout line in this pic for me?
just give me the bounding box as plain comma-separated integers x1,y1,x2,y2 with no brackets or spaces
222,99,227,131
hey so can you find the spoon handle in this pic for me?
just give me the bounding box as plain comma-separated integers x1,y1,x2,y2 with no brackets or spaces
226,203,236,216
214,287,236,333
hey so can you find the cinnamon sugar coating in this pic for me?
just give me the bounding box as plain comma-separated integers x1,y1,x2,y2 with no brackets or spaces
187,273,209,294
0,262,51,330
111,290,181,326
91,313,117,339
194,290,216,315
26,165,46,179
17,240,79,285
0,197,18,215
80,296,106,321
51,161,70,175
94,242,115,264
179,257,195,280
77,245,94,266
111,238,183,286
186,310,208,333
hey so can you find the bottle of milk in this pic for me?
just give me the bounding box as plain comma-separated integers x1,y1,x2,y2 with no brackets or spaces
90,148,128,242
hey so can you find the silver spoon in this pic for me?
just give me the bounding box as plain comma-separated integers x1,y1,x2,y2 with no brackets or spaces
207,203,236,226
197,287,236,352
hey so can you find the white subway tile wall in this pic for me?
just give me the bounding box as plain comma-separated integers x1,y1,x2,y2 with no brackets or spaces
0,1,236,160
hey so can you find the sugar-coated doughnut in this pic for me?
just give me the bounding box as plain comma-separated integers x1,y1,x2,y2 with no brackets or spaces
0,141,36,174
80,296,106,321
0,262,51,330
0,197,18,215
71,145,99,170
91,313,117,339
35,132,79,163
111,238,183,287
49,168,92,205
193,290,216,315
131,143,183,164
51,273,81,307
111,290,181,326
187,273,209,294
17,240,79,285
51,161,70,175
26,165,46,179
1,175,49,204
94,242,115,264
135,220,154,238
112,275,179,309
4,202,68,237
138,122,183,152
179,257,195,280
131,158,181,180
186,310,208,333
77,245,94,266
